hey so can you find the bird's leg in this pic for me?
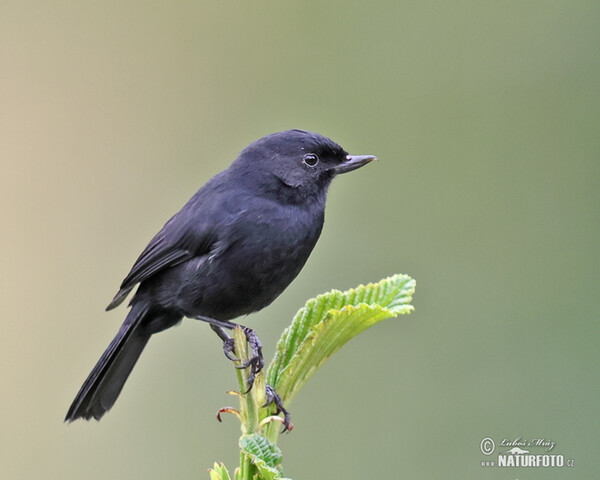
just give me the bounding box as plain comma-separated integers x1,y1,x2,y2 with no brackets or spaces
195,315,264,392
210,325,238,361
264,384,292,432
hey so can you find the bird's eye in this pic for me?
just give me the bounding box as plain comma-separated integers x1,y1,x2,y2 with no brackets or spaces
303,153,319,167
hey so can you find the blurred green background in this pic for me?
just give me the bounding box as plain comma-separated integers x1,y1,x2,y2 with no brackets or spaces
2,1,598,478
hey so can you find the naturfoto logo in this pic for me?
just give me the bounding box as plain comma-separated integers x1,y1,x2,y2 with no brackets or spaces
479,436,575,469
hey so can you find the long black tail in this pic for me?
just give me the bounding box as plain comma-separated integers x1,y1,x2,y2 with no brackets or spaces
65,303,151,422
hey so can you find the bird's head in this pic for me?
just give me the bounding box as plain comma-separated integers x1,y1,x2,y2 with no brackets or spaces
231,130,376,204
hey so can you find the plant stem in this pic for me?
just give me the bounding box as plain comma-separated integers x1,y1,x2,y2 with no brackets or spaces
264,414,281,445
233,327,262,479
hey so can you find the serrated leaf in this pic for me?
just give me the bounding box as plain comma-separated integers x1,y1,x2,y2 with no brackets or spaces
239,434,282,468
250,458,285,480
266,274,415,404
209,462,232,480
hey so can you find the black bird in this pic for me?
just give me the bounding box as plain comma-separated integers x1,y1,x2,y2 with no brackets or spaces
65,129,375,425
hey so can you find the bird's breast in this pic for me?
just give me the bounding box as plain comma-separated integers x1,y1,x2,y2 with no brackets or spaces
177,202,325,320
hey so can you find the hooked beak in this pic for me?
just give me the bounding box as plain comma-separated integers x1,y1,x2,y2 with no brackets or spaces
334,155,377,174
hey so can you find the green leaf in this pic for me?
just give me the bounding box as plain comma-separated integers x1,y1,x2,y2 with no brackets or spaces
239,434,291,480
266,274,415,404
239,434,282,468
250,459,284,480
209,462,232,480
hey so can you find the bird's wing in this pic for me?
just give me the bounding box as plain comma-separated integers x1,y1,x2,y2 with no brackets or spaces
106,214,216,310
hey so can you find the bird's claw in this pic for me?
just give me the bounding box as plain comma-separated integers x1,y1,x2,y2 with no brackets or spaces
215,325,264,393
234,327,264,392
222,337,238,362
243,327,263,367
264,384,292,433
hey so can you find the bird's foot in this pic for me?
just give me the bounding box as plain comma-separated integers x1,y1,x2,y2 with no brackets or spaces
222,337,238,361
209,324,240,361
264,385,292,433
208,323,264,393
208,322,290,432
235,327,264,393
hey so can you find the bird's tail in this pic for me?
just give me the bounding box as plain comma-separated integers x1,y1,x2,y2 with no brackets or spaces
65,303,151,422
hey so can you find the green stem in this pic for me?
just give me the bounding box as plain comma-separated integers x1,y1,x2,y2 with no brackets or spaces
238,449,253,480
230,326,284,479
264,417,281,445
233,327,261,479
233,327,256,434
